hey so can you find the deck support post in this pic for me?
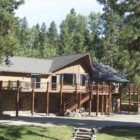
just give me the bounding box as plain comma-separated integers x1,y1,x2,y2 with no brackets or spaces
119,84,122,113
46,82,49,116
78,92,81,109
0,81,3,115
60,82,63,115
31,81,35,116
8,80,11,90
138,87,140,112
105,95,107,114
129,85,131,114
16,80,20,117
75,83,78,111
96,84,99,116
89,83,93,116
101,95,104,115
108,84,112,115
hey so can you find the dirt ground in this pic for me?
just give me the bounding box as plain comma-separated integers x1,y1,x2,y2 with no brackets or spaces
0,111,140,128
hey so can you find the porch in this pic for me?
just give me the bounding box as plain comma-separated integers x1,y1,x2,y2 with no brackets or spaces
0,81,140,117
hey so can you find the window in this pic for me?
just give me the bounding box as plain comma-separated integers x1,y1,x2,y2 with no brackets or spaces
61,74,76,86
80,74,86,86
31,75,41,88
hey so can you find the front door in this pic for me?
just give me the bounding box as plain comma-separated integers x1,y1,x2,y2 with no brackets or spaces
51,76,57,90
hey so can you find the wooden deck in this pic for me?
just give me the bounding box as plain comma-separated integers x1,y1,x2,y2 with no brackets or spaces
0,80,140,117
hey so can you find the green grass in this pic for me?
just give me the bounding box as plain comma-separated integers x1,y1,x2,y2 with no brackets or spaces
0,125,140,140
97,127,140,140
0,125,73,140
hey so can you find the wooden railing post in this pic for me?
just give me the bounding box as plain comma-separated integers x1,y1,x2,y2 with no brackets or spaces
31,81,35,116
78,92,81,109
16,80,20,117
108,84,112,116
60,82,63,114
101,95,104,115
119,84,122,114
46,82,49,115
96,84,99,116
105,95,108,114
76,83,78,94
0,81,3,114
89,83,93,116
8,80,10,90
138,87,140,112
129,85,131,114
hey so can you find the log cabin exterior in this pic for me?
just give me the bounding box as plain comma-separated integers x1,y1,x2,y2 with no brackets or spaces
0,53,139,116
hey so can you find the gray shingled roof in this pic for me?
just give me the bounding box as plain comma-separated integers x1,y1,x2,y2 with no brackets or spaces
92,62,129,82
0,53,91,75
0,57,52,75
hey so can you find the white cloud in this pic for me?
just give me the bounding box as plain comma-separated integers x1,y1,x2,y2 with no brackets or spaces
15,0,103,27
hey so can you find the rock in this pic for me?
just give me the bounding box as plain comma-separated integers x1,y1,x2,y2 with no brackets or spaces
64,109,74,117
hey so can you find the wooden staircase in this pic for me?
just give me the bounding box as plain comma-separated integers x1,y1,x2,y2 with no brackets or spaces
63,91,91,112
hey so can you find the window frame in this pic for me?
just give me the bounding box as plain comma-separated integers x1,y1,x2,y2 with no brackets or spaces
80,74,89,86
60,73,76,86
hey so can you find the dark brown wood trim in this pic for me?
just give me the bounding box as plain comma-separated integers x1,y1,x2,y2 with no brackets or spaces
31,81,35,116
0,81,3,114
129,85,131,114
16,80,20,117
101,95,104,115
46,82,49,115
96,84,99,116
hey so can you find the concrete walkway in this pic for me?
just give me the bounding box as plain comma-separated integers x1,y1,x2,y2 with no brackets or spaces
0,112,140,128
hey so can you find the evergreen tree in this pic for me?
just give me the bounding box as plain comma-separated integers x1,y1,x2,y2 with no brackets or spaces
0,0,24,61
87,12,103,60
47,21,58,55
97,0,140,84
59,8,89,55
100,2,122,68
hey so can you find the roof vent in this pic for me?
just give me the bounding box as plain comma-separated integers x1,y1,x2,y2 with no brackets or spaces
5,56,13,67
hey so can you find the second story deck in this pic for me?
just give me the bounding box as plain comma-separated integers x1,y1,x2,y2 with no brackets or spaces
0,80,139,95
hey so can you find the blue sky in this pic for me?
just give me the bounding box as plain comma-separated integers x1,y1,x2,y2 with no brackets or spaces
15,0,103,28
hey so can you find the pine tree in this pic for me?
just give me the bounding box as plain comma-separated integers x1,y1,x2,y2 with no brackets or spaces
59,8,89,55
47,21,58,55
0,0,24,61
87,12,103,60
100,2,122,68
97,0,140,84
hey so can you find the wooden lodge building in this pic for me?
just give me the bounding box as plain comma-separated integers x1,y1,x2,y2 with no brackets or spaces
0,53,139,116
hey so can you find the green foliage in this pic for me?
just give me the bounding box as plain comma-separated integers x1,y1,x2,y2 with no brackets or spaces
59,9,89,55
97,0,140,85
2,1,140,85
0,0,24,60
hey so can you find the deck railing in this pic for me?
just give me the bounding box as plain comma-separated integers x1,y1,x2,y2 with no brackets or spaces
1,80,140,94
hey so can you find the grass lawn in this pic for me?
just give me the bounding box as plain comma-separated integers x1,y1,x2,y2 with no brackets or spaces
0,125,140,140
97,126,140,140
0,125,73,140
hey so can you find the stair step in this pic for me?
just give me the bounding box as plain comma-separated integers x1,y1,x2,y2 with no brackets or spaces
74,136,91,140
74,128,92,132
74,132,93,135
74,134,91,138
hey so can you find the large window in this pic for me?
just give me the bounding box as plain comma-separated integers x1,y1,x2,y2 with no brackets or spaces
61,74,76,86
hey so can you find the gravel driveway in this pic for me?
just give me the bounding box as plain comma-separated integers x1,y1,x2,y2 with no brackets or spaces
0,112,140,128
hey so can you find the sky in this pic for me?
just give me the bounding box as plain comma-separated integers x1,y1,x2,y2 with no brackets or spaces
15,0,103,28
